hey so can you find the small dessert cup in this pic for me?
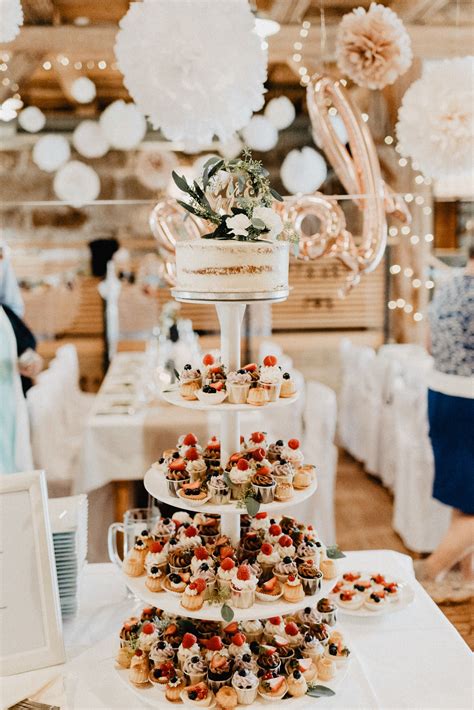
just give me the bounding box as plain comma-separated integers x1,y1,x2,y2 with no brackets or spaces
231,586,255,609
251,477,276,504
179,379,201,401
261,381,282,402
227,382,251,404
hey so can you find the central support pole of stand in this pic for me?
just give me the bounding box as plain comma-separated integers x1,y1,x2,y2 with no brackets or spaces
216,302,246,545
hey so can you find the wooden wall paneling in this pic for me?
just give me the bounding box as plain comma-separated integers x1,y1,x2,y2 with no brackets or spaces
434,201,458,249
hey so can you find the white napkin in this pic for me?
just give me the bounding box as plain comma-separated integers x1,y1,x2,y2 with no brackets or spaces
0,664,65,710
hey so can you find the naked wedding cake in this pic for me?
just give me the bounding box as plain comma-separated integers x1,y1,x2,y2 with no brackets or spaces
175,239,289,294
171,152,291,296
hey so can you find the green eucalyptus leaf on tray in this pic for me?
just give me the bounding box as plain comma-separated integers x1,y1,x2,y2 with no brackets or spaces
245,496,260,517
306,685,336,698
221,603,234,622
326,545,346,559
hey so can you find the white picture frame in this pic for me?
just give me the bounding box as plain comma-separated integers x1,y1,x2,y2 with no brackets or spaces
0,470,65,676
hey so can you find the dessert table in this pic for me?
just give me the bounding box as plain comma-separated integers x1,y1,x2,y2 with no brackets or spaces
3,550,471,710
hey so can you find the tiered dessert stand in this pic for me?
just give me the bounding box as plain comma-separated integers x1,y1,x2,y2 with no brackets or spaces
120,290,339,704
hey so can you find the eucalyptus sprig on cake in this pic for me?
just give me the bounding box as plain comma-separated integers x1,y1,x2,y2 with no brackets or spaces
172,150,295,244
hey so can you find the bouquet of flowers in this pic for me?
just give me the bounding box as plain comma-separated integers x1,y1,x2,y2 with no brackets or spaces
171,150,294,243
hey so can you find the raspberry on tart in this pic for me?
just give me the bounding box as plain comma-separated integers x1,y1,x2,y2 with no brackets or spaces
202,354,215,366
287,438,300,450
183,432,198,446
263,355,277,366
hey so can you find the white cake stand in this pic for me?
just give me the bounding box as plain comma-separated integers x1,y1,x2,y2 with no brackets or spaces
120,291,333,706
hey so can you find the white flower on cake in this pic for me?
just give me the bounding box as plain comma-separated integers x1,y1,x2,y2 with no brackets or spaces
252,207,284,240
226,213,252,237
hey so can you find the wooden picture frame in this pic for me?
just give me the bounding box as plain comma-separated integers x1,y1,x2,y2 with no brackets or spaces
0,470,65,676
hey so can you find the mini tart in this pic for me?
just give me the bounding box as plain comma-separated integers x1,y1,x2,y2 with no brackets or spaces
180,378,202,401
129,651,150,687
166,674,186,702
164,572,190,594
283,576,305,602
215,686,238,709
383,581,401,602
258,674,288,700
326,638,351,663
364,590,389,611
181,681,215,707
116,645,134,668
274,480,294,501
287,671,308,697
256,576,282,601
145,566,165,592
320,558,339,580
336,589,364,610
280,373,297,398
286,656,317,682
246,386,269,407
317,655,336,681
178,481,210,505
122,550,144,577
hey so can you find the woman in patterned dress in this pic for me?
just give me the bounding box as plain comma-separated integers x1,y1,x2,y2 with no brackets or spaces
418,243,474,597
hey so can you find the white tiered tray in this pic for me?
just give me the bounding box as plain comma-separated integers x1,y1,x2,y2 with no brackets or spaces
144,467,318,515
171,289,290,304
121,572,332,622
160,387,299,411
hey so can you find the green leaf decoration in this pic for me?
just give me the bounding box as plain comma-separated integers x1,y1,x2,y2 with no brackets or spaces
326,545,346,559
172,171,192,194
245,496,260,517
221,603,234,622
306,685,336,698
202,156,221,170
252,217,266,230
270,187,284,202
177,200,202,218
173,368,180,381
207,159,225,179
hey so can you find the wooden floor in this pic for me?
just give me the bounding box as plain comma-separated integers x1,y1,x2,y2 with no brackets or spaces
335,451,473,650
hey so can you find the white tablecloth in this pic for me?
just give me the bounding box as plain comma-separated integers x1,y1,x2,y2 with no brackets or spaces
4,551,471,709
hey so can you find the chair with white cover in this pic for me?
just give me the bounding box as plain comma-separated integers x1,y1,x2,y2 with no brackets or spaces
292,381,337,545
391,364,451,552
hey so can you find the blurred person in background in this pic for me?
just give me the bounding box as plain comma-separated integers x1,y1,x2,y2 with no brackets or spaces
416,242,474,601
0,248,42,473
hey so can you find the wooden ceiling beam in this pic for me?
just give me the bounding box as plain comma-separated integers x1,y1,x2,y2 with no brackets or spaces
1,22,472,61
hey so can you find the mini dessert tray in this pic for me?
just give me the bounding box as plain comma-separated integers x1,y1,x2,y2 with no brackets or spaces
114,602,351,708
329,570,415,617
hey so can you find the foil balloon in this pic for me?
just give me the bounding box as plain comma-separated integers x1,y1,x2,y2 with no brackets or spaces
307,72,387,279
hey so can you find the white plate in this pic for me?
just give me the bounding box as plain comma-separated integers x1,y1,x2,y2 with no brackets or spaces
331,571,415,617
145,468,317,515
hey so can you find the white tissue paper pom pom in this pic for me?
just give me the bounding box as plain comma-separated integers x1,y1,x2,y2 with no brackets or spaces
0,0,23,43
135,148,178,190
218,134,244,159
114,0,267,147
242,115,278,152
33,134,71,173
53,160,101,207
99,100,147,150
70,77,97,104
264,96,295,130
72,120,110,159
18,106,46,133
280,147,327,194
396,57,474,179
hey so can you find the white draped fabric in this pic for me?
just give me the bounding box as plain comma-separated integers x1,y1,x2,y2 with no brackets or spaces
338,340,451,552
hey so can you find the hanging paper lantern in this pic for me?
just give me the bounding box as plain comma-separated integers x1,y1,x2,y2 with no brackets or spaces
114,0,267,146
18,106,46,133
32,134,70,173
53,160,101,207
135,148,178,190
0,0,24,43
280,147,327,195
264,96,295,130
72,120,109,159
242,115,278,152
99,100,147,150
70,77,97,104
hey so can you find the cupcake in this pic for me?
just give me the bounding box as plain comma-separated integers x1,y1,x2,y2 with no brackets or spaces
283,621,303,648
273,556,298,583
247,431,267,449
296,539,321,565
317,597,337,625
312,623,330,646
145,565,165,593
145,540,168,572
230,565,257,609
179,364,202,400
128,650,149,687
257,646,281,674
186,452,208,481
280,371,297,398
208,473,231,505
122,540,147,577
116,645,134,669
276,534,296,559
233,653,256,673
293,464,315,489
259,364,283,401
226,370,252,404
152,516,176,541
207,653,233,692
266,440,285,463
183,655,207,684
177,633,200,669
272,460,294,482
301,631,325,662
273,635,294,661
275,480,294,501
264,616,285,640
266,522,282,545
165,673,186,702
320,557,339,580
150,639,175,666
217,557,236,591
198,518,221,545
246,385,269,407
240,619,263,643
203,354,226,387
287,670,308,697
240,532,261,561
281,438,304,467
191,563,216,599
283,575,305,602
228,459,252,500
181,578,206,611
228,632,251,658
166,468,190,497
231,668,258,705
250,472,276,503
256,542,280,576
215,686,238,709
298,562,323,596
297,606,321,628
